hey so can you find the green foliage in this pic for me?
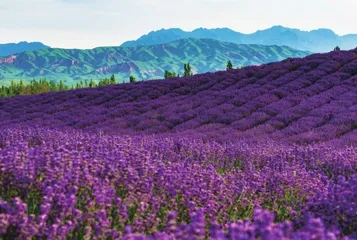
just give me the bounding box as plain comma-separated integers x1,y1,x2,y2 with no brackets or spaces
93,74,118,87
89,79,96,88
226,60,233,70
110,74,116,84
183,63,193,77
0,76,119,98
334,46,341,51
58,80,66,91
164,70,178,79
129,76,136,83
0,79,68,97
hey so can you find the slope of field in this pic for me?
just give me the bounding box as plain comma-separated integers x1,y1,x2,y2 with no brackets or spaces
1,50,357,239
0,38,310,84
1,49,357,144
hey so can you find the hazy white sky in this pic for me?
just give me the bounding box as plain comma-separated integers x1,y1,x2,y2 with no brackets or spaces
1,0,356,49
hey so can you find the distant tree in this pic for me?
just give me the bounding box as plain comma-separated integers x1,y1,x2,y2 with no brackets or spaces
98,77,116,86
226,60,233,70
0,85,7,97
129,76,136,83
164,70,170,79
0,77,119,98
183,63,193,77
188,63,193,76
58,80,66,90
98,78,105,86
110,74,116,84
334,46,341,51
18,80,24,91
49,80,57,91
89,79,96,88
164,70,177,79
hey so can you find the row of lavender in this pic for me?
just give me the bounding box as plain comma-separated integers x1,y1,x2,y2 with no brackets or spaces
1,127,356,239
1,50,357,144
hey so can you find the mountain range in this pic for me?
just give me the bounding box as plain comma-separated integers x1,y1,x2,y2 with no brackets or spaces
0,41,49,57
0,38,310,85
121,25,357,53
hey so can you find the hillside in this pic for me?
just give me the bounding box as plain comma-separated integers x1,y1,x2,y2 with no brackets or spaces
0,41,49,57
121,26,357,53
0,38,309,85
1,48,357,240
1,48,357,144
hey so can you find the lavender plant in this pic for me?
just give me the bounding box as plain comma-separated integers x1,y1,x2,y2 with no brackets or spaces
1,49,357,238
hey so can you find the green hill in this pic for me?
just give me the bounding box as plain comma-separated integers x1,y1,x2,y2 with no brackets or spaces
0,38,310,85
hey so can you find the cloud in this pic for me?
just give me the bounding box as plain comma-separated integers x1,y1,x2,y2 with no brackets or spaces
59,0,97,3
1,0,356,48
93,10,121,16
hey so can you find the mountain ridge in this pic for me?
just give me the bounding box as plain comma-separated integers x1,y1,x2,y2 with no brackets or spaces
120,25,357,52
0,38,310,85
0,41,49,57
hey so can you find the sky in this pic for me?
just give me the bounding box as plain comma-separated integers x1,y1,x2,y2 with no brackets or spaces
1,0,356,49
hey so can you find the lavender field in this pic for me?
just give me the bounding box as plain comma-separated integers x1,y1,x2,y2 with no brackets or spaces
1,49,357,239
